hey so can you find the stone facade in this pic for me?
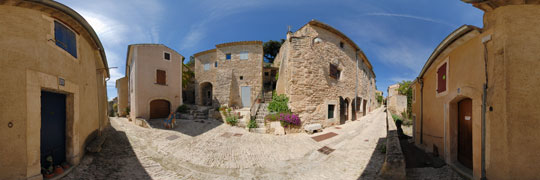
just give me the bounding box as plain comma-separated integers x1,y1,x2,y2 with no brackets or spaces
412,1,540,179
387,84,407,115
275,20,377,128
124,44,183,120
0,1,109,179
193,41,263,108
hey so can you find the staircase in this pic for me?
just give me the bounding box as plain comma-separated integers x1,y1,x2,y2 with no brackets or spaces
251,103,269,133
263,91,273,102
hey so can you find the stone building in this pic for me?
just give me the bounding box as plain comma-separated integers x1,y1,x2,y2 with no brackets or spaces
274,20,377,127
387,84,407,115
0,0,109,179
411,1,540,179
193,41,263,108
115,77,128,116
123,44,183,120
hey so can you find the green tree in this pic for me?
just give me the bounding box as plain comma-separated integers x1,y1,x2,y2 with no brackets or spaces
263,39,285,63
397,80,413,119
182,56,195,90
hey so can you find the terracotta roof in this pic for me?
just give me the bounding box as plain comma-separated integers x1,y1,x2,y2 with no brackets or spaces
417,25,481,79
17,0,110,77
297,20,375,77
193,49,217,57
215,40,263,48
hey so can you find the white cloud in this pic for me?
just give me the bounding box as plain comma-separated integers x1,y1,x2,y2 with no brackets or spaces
375,40,431,73
363,13,456,28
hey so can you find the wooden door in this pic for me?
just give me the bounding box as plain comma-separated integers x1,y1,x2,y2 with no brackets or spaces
362,100,367,116
150,100,170,119
41,91,66,166
458,98,473,169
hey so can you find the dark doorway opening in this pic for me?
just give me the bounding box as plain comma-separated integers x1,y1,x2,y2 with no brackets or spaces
458,98,473,169
363,99,367,116
200,82,213,106
41,91,67,167
339,97,347,124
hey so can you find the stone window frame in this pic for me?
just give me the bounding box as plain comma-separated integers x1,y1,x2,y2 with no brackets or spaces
326,99,338,120
226,53,232,60
239,51,249,60
163,51,171,61
45,15,80,62
435,57,450,97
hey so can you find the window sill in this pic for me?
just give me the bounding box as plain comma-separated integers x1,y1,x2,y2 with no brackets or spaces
155,83,168,86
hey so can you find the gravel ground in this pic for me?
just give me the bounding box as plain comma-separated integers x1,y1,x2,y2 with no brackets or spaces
63,108,388,180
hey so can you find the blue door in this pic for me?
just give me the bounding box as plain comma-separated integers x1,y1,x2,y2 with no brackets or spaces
241,86,251,108
41,91,66,166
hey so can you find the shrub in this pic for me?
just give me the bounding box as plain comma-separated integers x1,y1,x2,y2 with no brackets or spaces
264,113,279,122
278,113,301,127
176,104,188,113
125,106,130,115
268,93,290,113
391,114,403,124
225,115,238,126
248,117,258,129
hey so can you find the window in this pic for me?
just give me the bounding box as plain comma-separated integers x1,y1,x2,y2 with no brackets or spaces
204,64,210,71
240,51,248,60
329,64,341,79
226,53,231,60
240,76,244,80
437,62,447,93
339,41,344,48
412,86,416,103
328,104,335,119
164,52,170,60
156,70,166,85
264,72,269,76
214,61,218,67
54,21,77,58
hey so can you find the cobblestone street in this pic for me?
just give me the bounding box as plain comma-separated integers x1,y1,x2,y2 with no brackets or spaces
63,108,387,179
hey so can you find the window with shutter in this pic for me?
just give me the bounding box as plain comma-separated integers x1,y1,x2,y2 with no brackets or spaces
437,63,447,93
156,70,166,85
54,21,77,58
329,64,341,80
240,51,248,60
164,52,170,60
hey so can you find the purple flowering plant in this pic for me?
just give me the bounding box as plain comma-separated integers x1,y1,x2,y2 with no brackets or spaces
278,113,301,127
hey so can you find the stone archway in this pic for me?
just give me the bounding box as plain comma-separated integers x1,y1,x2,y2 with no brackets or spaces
200,82,213,106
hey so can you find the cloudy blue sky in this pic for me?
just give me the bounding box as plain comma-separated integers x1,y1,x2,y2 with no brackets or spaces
56,0,483,99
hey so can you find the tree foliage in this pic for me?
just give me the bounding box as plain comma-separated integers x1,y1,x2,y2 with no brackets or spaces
263,39,285,63
182,56,195,90
398,80,413,119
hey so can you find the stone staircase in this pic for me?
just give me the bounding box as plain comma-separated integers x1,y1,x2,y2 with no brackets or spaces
251,103,269,133
263,91,273,102
180,105,209,120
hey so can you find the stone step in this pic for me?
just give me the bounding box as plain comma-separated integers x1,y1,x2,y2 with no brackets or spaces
250,127,267,134
256,123,265,127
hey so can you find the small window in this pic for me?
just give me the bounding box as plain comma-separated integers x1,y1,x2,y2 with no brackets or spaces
204,64,210,71
226,53,231,60
437,63,447,93
240,51,248,60
240,76,243,80
156,70,166,85
54,21,77,58
328,104,335,119
164,52,170,60
264,72,269,76
214,61,218,67
339,42,344,48
329,64,341,80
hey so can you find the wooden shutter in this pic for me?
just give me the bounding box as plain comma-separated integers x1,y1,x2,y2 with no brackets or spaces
54,21,77,58
437,63,447,93
157,70,166,85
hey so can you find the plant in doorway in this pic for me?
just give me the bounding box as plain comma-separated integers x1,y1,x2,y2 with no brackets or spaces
248,116,258,129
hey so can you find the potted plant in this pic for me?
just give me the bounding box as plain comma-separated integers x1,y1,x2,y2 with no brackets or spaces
61,162,70,169
54,165,64,175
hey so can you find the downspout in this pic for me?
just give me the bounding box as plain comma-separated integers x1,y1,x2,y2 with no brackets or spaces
355,50,359,118
481,34,491,180
420,78,424,144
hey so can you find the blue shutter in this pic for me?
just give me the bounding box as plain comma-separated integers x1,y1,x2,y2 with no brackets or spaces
54,21,77,58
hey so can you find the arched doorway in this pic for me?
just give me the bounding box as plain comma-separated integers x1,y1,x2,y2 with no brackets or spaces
339,97,348,124
150,99,170,119
458,98,473,169
200,82,213,106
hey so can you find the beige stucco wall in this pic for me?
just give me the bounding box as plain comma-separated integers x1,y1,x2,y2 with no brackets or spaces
275,23,377,127
115,77,128,116
194,42,263,108
412,4,540,179
127,44,183,120
0,3,108,179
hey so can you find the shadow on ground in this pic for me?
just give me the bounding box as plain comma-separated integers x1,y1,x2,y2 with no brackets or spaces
357,137,387,180
61,126,151,180
147,118,224,137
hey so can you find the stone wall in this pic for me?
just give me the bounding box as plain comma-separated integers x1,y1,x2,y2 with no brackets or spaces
275,21,377,128
194,41,263,108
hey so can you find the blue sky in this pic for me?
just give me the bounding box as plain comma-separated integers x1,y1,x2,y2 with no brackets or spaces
56,0,483,99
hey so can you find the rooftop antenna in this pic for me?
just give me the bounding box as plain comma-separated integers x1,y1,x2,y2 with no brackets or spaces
287,25,291,33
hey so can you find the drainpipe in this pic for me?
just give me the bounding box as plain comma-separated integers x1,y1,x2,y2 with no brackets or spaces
355,50,359,117
420,78,424,144
481,34,491,180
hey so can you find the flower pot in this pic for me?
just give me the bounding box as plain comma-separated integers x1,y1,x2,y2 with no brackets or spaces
44,173,54,179
54,165,64,175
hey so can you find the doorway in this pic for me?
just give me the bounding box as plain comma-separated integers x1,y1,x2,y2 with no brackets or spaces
41,91,66,167
458,98,473,169
200,82,213,106
339,97,347,124
150,99,170,119
241,86,251,108
362,99,367,116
